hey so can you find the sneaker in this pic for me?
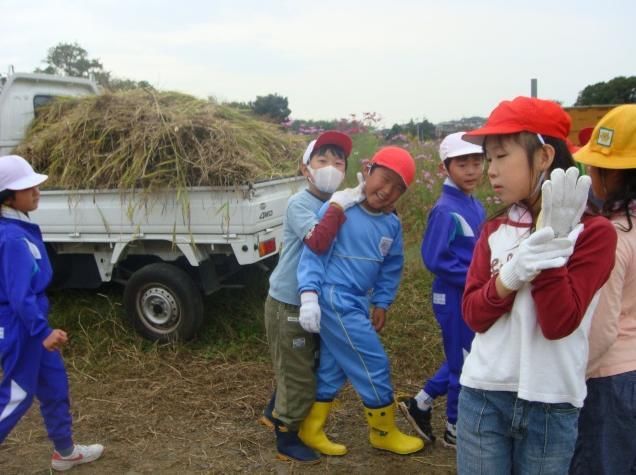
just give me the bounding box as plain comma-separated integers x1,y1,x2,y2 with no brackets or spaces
51,444,104,471
443,423,457,449
398,398,435,443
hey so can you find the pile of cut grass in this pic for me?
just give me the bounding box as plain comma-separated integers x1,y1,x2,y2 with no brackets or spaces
15,90,305,190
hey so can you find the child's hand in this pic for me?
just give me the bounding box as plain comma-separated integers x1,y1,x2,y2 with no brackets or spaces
43,329,68,351
371,307,386,332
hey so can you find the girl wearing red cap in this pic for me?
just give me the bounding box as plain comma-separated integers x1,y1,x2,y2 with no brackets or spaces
456,97,617,474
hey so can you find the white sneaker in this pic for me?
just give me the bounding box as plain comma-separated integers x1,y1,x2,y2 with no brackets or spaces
51,444,104,471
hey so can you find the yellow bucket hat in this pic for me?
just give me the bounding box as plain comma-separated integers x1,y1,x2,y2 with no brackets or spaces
574,104,636,169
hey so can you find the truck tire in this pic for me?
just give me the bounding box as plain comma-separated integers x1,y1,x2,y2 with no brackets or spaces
124,263,204,342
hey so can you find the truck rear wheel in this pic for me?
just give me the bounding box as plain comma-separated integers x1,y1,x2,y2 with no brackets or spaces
124,263,204,342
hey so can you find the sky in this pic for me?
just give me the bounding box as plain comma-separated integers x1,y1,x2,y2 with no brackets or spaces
2,0,635,126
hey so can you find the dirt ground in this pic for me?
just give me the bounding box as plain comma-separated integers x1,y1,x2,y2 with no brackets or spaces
0,352,457,474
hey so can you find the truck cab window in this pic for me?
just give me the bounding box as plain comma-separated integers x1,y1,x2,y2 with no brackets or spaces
33,94,54,117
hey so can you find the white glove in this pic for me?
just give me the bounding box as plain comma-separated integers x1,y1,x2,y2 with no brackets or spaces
540,167,590,238
329,172,365,210
299,292,320,333
499,226,575,291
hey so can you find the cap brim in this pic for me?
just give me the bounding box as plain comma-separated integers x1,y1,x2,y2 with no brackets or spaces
574,145,635,169
463,125,527,145
445,144,484,159
7,173,48,190
313,131,353,158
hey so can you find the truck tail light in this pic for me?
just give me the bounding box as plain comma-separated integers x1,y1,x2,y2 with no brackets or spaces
258,238,277,257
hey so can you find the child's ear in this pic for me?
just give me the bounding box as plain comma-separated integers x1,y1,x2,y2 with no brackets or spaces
536,144,555,172
300,163,311,178
361,159,371,180
438,162,448,176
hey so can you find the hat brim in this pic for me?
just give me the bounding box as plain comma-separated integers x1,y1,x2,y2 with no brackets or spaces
6,173,48,191
575,145,636,169
444,144,484,160
313,131,353,159
463,125,528,145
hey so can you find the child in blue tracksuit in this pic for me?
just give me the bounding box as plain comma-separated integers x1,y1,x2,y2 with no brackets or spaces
0,155,103,472
297,146,424,456
399,133,485,448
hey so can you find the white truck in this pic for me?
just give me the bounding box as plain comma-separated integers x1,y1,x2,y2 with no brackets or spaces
0,67,304,341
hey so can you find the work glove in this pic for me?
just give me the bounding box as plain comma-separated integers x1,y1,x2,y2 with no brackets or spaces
499,225,579,291
540,167,590,238
299,292,321,333
329,172,365,211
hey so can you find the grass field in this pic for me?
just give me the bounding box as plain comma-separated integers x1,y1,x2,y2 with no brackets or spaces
0,133,501,474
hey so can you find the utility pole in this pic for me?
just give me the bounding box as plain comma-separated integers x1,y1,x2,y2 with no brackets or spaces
531,78,538,98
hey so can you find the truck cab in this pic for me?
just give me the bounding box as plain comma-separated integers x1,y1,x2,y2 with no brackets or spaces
0,67,99,156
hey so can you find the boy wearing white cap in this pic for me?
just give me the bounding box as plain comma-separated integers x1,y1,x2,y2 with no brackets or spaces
399,132,485,448
263,131,364,463
0,155,104,471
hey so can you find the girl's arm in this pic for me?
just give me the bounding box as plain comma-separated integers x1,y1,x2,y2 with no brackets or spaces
586,229,629,373
462,220,516,332
1,238,52,342
303,205,346,254
531,215,617,340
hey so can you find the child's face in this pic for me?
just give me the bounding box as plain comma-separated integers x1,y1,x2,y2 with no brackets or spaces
362,166,406,212
6,186,40,213
484,136,544,206
301,149,346,196
444,154,484,194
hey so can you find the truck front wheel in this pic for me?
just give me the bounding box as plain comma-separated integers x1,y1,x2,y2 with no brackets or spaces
124,263,204,342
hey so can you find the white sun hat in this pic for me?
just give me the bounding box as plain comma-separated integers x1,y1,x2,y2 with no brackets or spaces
439,132,484,162
0,155,48,191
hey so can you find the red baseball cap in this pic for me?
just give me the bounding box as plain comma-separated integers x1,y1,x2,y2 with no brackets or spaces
463,97,571,145
370,146,416,187
302,130,353,164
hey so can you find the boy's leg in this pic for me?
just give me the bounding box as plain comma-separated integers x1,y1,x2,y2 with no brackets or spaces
314,337,346,403
264,295,317,429
319,288,392,408
0,326,39,443
35,349,73,453
423,361,449,400
434,289,474,425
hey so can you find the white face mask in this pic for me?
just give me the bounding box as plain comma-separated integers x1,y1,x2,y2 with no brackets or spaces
307,165,345,194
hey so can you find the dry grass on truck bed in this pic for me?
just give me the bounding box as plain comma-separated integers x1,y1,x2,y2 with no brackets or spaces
15,90,305,190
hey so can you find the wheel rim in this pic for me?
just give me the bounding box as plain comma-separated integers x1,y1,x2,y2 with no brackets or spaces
137,284,180,334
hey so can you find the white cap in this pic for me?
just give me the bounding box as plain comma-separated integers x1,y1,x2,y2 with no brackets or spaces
439,132,483,162
0,155,48,191
302,140,317,165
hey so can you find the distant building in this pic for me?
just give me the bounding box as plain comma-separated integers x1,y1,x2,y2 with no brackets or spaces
435,117,486,137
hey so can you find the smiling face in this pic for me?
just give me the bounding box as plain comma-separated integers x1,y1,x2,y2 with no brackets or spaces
5,186,41,213
362,165,406,212
445,154,484,194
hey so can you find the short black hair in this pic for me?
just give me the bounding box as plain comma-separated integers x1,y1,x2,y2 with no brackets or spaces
0,189,15,205
310,144,348,169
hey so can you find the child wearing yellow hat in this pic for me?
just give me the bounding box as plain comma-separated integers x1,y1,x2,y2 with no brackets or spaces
570,105,636,475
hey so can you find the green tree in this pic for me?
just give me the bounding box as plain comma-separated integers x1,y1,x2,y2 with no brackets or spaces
36,42,104,78
36,42,153,91
575,76,636,106
250,94,291,122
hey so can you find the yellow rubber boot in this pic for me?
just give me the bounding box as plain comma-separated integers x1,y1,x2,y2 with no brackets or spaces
299,402,348,456
364,402,424,455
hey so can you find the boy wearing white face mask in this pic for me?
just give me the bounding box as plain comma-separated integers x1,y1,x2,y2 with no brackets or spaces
264,131,363,463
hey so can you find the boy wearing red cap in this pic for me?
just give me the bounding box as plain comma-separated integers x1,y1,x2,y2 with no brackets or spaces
263,131,366,463
399,132,485,449
296,147,424,456
456,97,616,474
